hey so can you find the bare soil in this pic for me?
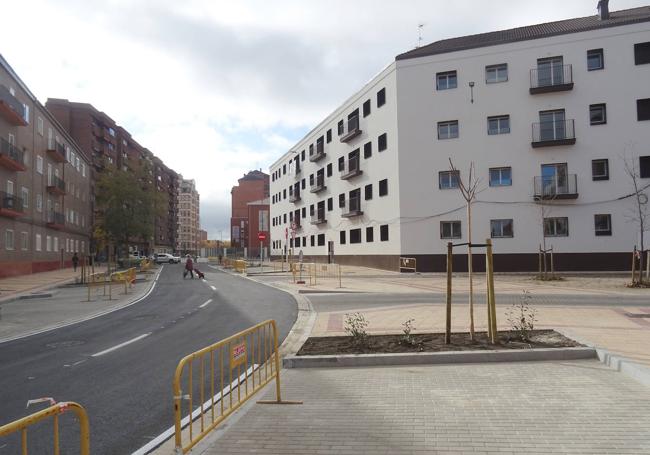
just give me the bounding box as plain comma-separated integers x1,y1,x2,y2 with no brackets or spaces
297,329,582,356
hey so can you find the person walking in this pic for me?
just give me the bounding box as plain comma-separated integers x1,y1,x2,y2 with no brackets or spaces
184,254,194,279
72,252,79,272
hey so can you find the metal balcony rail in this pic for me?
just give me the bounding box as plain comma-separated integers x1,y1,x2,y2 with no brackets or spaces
289,190,301,202
310,210,326,224
340,156,361,179
0,191,23,211
310,176,326,193
47,211,65,225
533,174,578,199
531,119,575,144
0,84,26,120
309,143,326,162
342,196,362,217
0,137,24,164
48,175,66,192
340,116,362,143
530,64,573,90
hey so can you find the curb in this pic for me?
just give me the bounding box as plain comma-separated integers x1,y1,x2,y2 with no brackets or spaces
283,346,597,369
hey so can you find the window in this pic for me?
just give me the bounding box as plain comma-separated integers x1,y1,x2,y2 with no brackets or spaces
380,224,389,241
327,198,333,211
21,231,28,250
301,150,305,161
317,234,325,246
301,207,306,218
350,228,361,244
487,115,510,135
440,221,461,239
594,214,612,236
46,235,52,252
490,219,514,238
544,217,569,237
36,194,42,212
592,159,609,181
326,129,332,143
590,104,606,125
282,164,286,175
36,155,43,174
439,170,459,189
366,227,374,242
338,193,345,208
378,133,387,152
489,167,512,187
640,156,650,178
437,120,459,139
485,63,508,83
379,179,388,196
363,99,371,117
35,234,41,251
21,187,29,208
587,49,604,70
365,184,373,200
337,120,344,136
340,231,346,244
364,142,372,159
634,42,650,65
637,99,650,121
377,88,386,107
436,71,457,90
5,230,14,250
310,235,315,247
37,117,44,136
338,156,345,172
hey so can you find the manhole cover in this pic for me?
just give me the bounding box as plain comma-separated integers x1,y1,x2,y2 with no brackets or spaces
45,340,86,349
626,313,650,318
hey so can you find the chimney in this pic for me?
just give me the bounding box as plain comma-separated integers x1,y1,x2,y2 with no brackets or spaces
597,0,610,20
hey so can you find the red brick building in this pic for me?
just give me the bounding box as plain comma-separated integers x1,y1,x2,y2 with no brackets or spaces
246,199,270,258
230,170,269,254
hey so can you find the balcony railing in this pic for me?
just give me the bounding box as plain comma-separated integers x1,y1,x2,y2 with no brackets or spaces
531,119,576,147
309,141,325,162
341,196,363,217
309,176,326,193
340,116,362,143
310,211,327,225
530,64,573,94
340,156,362,180
0,191,24,218
0,84,27,126
47,140,67,163
47,175,66,195
0,137,26,171
294,161,302,176
289,190,301,203
533,174,578,200
47,211,66,229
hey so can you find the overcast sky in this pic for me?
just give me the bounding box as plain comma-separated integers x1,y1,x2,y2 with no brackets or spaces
1,0,647,239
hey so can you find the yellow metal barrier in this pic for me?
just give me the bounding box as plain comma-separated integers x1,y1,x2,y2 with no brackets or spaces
0,401,90,455
110,267,136,295
173,320,300,454
233,260,247,274
222,258,233,269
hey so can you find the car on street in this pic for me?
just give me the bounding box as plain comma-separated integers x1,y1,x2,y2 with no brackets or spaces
155,253,180,264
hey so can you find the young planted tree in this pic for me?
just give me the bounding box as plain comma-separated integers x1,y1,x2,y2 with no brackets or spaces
623,153,650,283
448,159,481,341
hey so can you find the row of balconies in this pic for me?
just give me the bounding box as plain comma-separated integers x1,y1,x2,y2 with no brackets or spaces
0,84,27,126
0,193,66,229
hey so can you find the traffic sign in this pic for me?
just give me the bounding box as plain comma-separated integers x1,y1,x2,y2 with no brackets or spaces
258,232,266,241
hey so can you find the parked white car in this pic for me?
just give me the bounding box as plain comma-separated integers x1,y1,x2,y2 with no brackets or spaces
155,253,180,264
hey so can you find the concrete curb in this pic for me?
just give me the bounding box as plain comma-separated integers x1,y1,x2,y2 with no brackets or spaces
283,346,597,368
556,328,650,387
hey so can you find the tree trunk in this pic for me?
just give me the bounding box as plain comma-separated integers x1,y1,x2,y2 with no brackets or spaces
467,202,475,340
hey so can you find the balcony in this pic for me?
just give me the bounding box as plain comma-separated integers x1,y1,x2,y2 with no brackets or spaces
0,192,24,218
529,64,573,94
531,120,576,148
294,162,302,177
310,176,326,193
46,211,65,230
341,196,363,217
46,140,67,163
340,116,362,143
309,142,325,162
289,190,301,203
533,174,578,200
340,156,362,180
310,211,327,225
0,137,26,171
0,84,27,126
46,176,66,196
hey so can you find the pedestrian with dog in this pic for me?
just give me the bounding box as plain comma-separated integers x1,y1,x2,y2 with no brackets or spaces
184,254,194,279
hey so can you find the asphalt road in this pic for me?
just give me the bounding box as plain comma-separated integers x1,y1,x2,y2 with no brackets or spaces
0,265,297,455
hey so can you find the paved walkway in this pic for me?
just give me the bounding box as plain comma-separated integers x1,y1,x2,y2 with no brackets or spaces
197,360,650,454
0,267,90,303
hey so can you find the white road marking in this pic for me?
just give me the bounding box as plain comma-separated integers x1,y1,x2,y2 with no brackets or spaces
91,333,151,357
210,285,217,291
199,299,212,309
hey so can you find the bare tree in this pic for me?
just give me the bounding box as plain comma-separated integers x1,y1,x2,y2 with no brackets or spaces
449,159,481,340
623,153,649,283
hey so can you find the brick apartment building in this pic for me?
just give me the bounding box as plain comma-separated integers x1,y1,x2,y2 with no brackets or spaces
46,99,179,255
230,170,269,255
177,178,200,255
1,55,92,278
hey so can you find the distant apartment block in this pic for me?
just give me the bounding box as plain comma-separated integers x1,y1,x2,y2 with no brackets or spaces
177,178,200,255
270,4,650,271
230,170,269,255
1,55,92,277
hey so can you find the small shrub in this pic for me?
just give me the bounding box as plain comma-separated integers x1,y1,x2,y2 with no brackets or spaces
344,312,369,345
506,290,537,341
400,318,416,345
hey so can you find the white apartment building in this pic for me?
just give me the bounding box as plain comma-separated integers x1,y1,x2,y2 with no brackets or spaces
270,3,650,272
177,178,200,255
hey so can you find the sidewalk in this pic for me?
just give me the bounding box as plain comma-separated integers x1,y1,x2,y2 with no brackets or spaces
0,266,159,343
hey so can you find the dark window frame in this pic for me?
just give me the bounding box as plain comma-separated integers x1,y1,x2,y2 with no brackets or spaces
587,48,604,71
589,103,607,125
594,214,612,236
490,219,514,238
485,63,508,83
489,167,512,187
380,224,389,242
637,98,650,121
378,133,387,152
437,120,459,139
350,228,362,244
379,179,388,197
634,42,650,65
436,70,458,90
363,99,371,118
366,226,374,242
592,159,609,181
377,88,386,107
440,221,461,239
